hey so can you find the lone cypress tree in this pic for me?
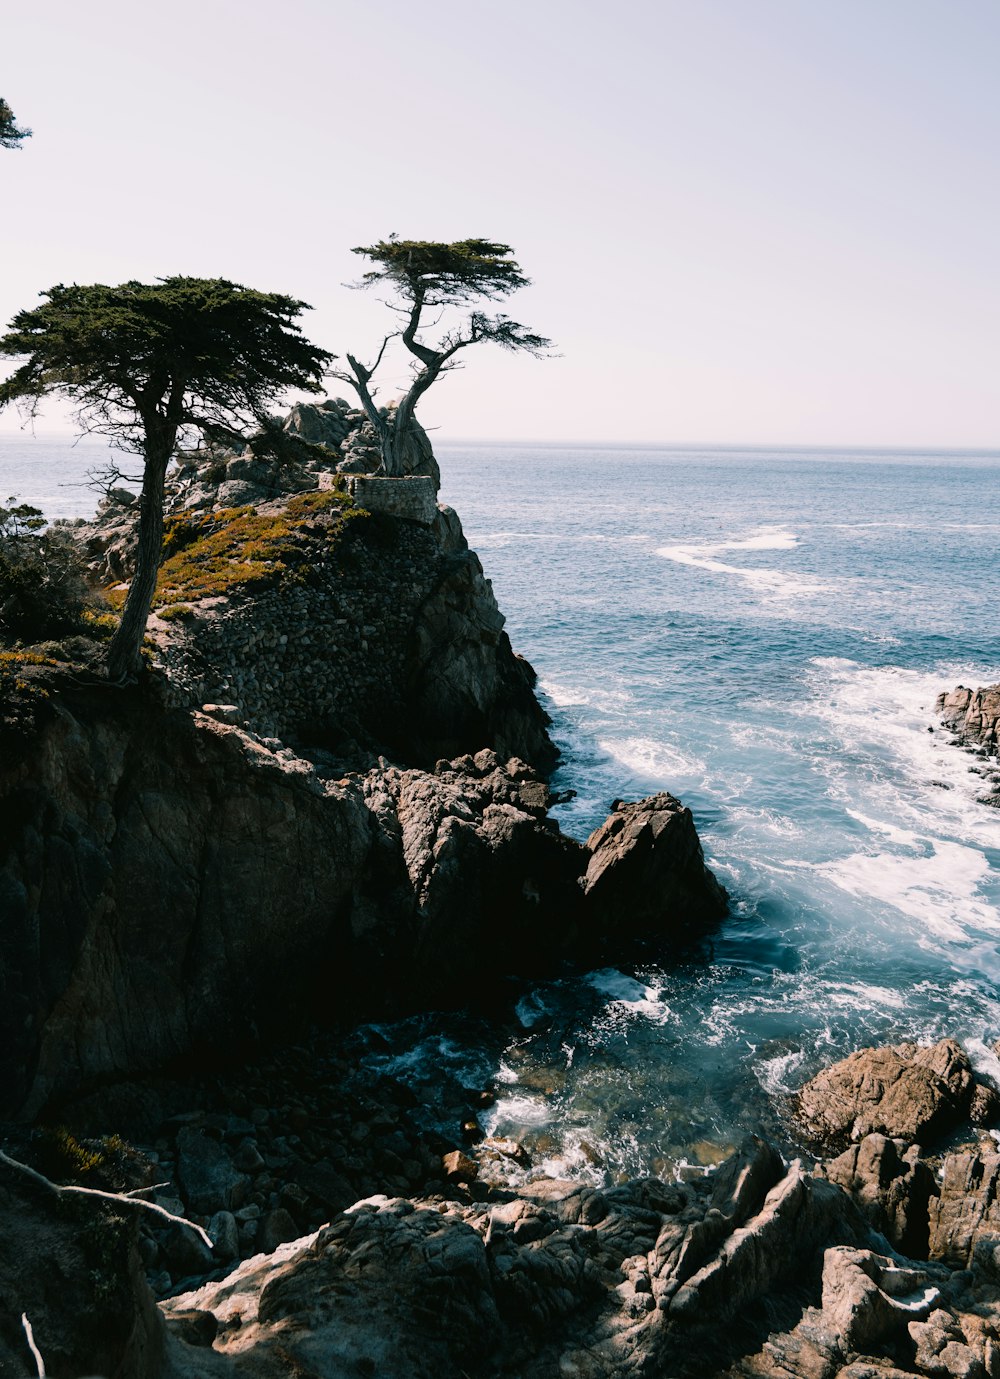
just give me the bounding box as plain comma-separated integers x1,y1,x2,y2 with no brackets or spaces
0,277,331,679
338,238,551,476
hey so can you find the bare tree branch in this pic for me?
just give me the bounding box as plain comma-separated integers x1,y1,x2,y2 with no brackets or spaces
20,1315,45,1378
0,1148,213,1248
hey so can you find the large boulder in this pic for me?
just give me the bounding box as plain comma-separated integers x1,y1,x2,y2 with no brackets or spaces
795,1039,974,1151
581,792,728,940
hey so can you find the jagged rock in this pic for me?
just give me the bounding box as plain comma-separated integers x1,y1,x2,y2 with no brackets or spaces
442,1150,479,1181
819,1248,939,1352
161,1144,880,1379
969,1082,1000,1127
4,690,720,1111
927,1148,1000,1269
795,1039,974,1150
582,792,729,939
823,1134,937,1258
936,684,1000,757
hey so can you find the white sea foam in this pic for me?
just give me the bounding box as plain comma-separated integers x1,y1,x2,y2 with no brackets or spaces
802,659,1000,852
586,968,671,1022
755,1049,805,1095
655,526,828,601
814,841,999,940
541,679,635,711
597,735,705,783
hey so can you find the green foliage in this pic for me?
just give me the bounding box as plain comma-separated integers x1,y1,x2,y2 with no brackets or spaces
352,237,532,305
351,236,551,356
31,1128,138,1191
0,97,31,149
0,276,333,676
153,490,366,604
0,501,99,642
0,277,333,444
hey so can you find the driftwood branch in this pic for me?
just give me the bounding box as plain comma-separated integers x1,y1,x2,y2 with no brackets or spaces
20,1314,45,1379
0,1149,212,1248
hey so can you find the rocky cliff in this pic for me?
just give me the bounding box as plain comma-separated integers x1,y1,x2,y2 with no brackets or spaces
0,444,726,1119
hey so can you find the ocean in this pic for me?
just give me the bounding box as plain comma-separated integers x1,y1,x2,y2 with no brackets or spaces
4,433,1000,1181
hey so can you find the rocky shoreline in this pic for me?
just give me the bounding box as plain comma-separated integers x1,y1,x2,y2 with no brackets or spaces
5,1030,1000,1378
3,413,1000,1377
935,685,1000,807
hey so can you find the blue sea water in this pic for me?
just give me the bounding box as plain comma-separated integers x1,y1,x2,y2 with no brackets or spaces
4,434,1000,1181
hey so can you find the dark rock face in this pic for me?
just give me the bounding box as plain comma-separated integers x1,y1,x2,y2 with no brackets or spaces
148,503,557,775
582,792,728,938
0,694,726,1115
795,1039,974,1151
0,1172,161,1379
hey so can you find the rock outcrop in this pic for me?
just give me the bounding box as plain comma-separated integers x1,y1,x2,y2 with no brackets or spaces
0,692,727,1116
934,684,1000,806
583,793,728,938
7,1038,1000,1378
794,1039,975,1151
935,685,1000,758
0,1168,162,1379
159,1140,876,1379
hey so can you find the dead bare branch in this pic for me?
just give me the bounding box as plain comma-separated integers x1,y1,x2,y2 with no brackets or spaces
0,1148,213,1248
20,1314,45,1379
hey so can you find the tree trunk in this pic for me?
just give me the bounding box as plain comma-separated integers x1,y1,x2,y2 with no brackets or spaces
345,357,400,476
393,363,441,475
106,441,170,682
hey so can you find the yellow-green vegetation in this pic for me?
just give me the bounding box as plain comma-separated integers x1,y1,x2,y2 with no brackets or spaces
156,602,194,621
31,1128,134,1189
151,490,367,607
80,608,118,638
0,648,55,702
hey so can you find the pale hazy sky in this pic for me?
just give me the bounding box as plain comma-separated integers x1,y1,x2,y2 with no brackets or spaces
1,0,997,446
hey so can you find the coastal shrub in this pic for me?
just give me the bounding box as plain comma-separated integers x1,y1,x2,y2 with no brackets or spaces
30,1128,136,1190
0,502,98,643
152,490,368,606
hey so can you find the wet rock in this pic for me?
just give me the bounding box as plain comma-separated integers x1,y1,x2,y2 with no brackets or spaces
582,792,729,941
442,1150,479,1181
935,684,1000,757
795,1039,974,1150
